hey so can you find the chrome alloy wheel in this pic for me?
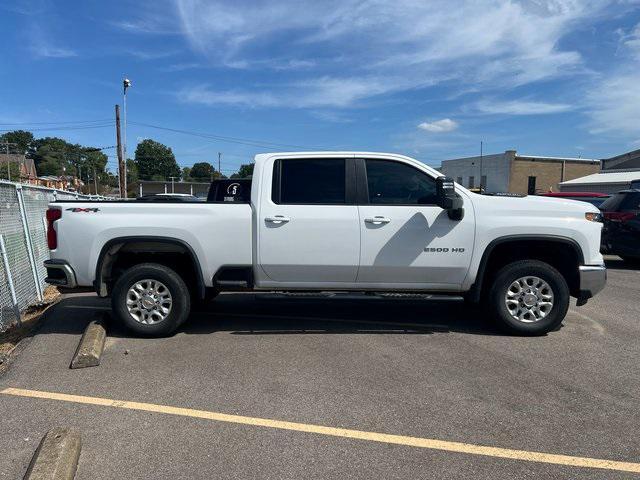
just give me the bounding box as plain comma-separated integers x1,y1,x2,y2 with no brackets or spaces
505,276,554,323
126,279,172,325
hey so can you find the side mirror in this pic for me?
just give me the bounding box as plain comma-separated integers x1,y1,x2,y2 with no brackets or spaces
436,176,464,220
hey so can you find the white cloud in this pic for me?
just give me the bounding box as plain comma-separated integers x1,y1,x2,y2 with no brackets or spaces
473,99,574,115
418,119,459,133
146,0,640,146
171,0,615,109
177,75,429,108
160,62,202,72
309,110,353,123
621,22,640,58
178,85,280,108
586,69,640,136
31,45,77,58
584,20,640,138
28,24,77,59
127,49,179,60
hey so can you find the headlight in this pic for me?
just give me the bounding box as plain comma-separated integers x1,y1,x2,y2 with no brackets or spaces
585,212,603,223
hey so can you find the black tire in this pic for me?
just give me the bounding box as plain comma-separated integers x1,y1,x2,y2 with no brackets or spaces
111,263,191,336
486,260,569,336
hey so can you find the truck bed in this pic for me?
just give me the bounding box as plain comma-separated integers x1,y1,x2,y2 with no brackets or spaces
50,201,253,288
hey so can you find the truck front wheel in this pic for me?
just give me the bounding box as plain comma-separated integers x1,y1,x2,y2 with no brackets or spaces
487,260,569,335
111,263,191,336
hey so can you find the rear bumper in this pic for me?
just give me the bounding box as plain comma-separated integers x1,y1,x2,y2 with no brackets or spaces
44,259,77,288
577,264,606,302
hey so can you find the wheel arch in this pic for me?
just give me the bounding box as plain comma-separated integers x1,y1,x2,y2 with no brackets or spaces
468,235,584,303
94,236,206,299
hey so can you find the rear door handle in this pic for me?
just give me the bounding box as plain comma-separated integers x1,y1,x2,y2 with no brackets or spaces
265,215,290,224
364,216,391,225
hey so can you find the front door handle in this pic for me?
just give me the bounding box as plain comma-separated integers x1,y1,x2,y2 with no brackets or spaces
364,216,391,225
265,215,290,224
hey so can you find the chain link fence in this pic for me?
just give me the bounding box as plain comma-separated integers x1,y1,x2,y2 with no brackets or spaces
0,180,105,331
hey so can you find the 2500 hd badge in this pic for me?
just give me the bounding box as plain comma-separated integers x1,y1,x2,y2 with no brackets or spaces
424,247,465,253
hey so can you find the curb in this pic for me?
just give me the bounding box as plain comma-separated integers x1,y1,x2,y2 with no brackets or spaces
70,313,107,369
24,428,81,480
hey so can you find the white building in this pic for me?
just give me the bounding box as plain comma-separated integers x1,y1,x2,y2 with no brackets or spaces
559,171,640,194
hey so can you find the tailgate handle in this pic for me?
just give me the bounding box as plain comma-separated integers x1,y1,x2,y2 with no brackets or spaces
265,215,290,224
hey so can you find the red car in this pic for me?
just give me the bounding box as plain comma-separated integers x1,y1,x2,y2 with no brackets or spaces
539,192,611,208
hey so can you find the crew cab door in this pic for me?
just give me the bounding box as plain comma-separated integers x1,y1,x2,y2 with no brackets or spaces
356,158,474,289
256,156,360,285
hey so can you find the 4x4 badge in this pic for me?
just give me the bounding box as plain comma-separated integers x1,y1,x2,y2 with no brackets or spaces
66,208,100,213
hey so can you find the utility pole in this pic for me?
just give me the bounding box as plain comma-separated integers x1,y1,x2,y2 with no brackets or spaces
479,141,484,192
218,152,222,177
123,78,132,195
115,104,126,198
3,143,10,180
93,168,98,195
1,142,18,180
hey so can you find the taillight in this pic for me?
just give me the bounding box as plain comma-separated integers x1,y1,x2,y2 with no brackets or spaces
603,211,636,222
46,208,62,249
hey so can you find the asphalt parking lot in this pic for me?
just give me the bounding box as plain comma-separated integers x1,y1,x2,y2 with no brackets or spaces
0,257,639,479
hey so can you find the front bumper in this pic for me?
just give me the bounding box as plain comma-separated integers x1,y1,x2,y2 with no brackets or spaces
44,259,77,288
577,264,606,304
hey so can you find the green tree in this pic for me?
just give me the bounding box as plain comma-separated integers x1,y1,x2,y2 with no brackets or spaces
231,163,254,178
0,160,21,181
126,159,138,184
31,137,76,175
190,162,214,180
0,130,35,155
134,139,180,180
182,166,192,181
126,159,139,197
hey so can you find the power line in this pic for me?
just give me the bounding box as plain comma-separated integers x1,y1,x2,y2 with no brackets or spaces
0,118,112,126
130,121,329,150
0,123,114,133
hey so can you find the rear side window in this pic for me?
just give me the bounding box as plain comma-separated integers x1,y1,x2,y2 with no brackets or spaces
619,192,640,211
365,159,437,205
272,159,346,204
600,193,640,211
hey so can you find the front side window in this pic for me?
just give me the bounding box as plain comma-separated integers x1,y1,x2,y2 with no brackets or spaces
273,158,346,204
365,159,437,205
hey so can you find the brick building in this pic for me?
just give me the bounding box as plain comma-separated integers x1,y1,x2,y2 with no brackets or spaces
0,153,38,182
440,150,600,195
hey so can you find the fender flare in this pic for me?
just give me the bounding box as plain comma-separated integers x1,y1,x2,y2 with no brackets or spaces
467,234,584,303
94,236,206,298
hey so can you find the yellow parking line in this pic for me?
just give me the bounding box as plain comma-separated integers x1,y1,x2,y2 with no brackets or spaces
2,387,639,474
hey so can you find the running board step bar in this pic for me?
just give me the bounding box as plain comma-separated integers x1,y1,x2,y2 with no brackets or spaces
265,292,464,301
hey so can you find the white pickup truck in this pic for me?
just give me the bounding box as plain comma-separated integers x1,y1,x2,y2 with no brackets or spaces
44,152,606,336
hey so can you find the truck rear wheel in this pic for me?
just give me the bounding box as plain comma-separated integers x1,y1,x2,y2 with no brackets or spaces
111,263,191,336
487,260,569,336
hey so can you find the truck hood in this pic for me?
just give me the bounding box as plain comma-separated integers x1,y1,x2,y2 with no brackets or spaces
470,192,599,218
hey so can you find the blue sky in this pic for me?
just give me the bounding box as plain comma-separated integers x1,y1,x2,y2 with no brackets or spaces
1,0,639,175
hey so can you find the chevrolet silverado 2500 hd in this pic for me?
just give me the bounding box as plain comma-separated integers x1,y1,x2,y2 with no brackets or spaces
44,152,606,336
